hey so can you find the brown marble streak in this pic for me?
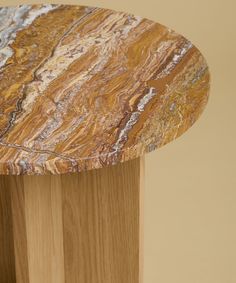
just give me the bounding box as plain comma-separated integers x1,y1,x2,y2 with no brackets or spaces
0,4,210,175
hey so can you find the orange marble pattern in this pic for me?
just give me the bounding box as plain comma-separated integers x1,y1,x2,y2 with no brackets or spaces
0,4,210,174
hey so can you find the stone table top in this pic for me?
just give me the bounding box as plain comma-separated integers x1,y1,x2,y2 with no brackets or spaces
0,4,210,175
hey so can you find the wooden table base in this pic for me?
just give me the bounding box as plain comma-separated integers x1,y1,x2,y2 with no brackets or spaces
0,157,144,283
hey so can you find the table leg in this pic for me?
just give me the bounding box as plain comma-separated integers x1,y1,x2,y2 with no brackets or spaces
0,177,16,283
0,157,144,283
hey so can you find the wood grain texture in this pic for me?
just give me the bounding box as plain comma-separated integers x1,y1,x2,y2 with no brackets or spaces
0,4,210,175
0,177,16,283
9,176,29,283
62,157,143,283
23,175,65,283
0,157,144,283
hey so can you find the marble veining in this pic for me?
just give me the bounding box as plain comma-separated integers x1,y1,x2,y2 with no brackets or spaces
0,4,210,174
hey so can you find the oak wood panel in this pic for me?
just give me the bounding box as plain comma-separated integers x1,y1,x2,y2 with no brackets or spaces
0,157,144,283
139,157,145,283
23,175,65,283
62,157,144,283
9,176,29,283
0,177,16,283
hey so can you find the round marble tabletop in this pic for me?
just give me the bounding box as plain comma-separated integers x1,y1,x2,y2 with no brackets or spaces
0,4,210,175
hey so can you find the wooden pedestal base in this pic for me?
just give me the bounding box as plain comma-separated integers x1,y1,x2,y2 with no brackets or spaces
0,158,144,283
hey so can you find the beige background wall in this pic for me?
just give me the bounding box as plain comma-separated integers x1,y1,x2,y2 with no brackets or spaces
1,0,235,282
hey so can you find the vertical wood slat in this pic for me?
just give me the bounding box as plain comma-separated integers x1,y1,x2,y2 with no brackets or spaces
23,176,65,283
9,176,29,283
0,177,16,283
62,157,144,283
0,157,144,283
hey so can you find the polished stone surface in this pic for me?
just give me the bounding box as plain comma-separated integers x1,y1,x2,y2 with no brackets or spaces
0,4,210,174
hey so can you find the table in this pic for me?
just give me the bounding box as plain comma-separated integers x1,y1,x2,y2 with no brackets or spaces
0,4,210,283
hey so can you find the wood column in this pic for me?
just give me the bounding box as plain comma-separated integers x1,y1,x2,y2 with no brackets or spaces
0,157,144,283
